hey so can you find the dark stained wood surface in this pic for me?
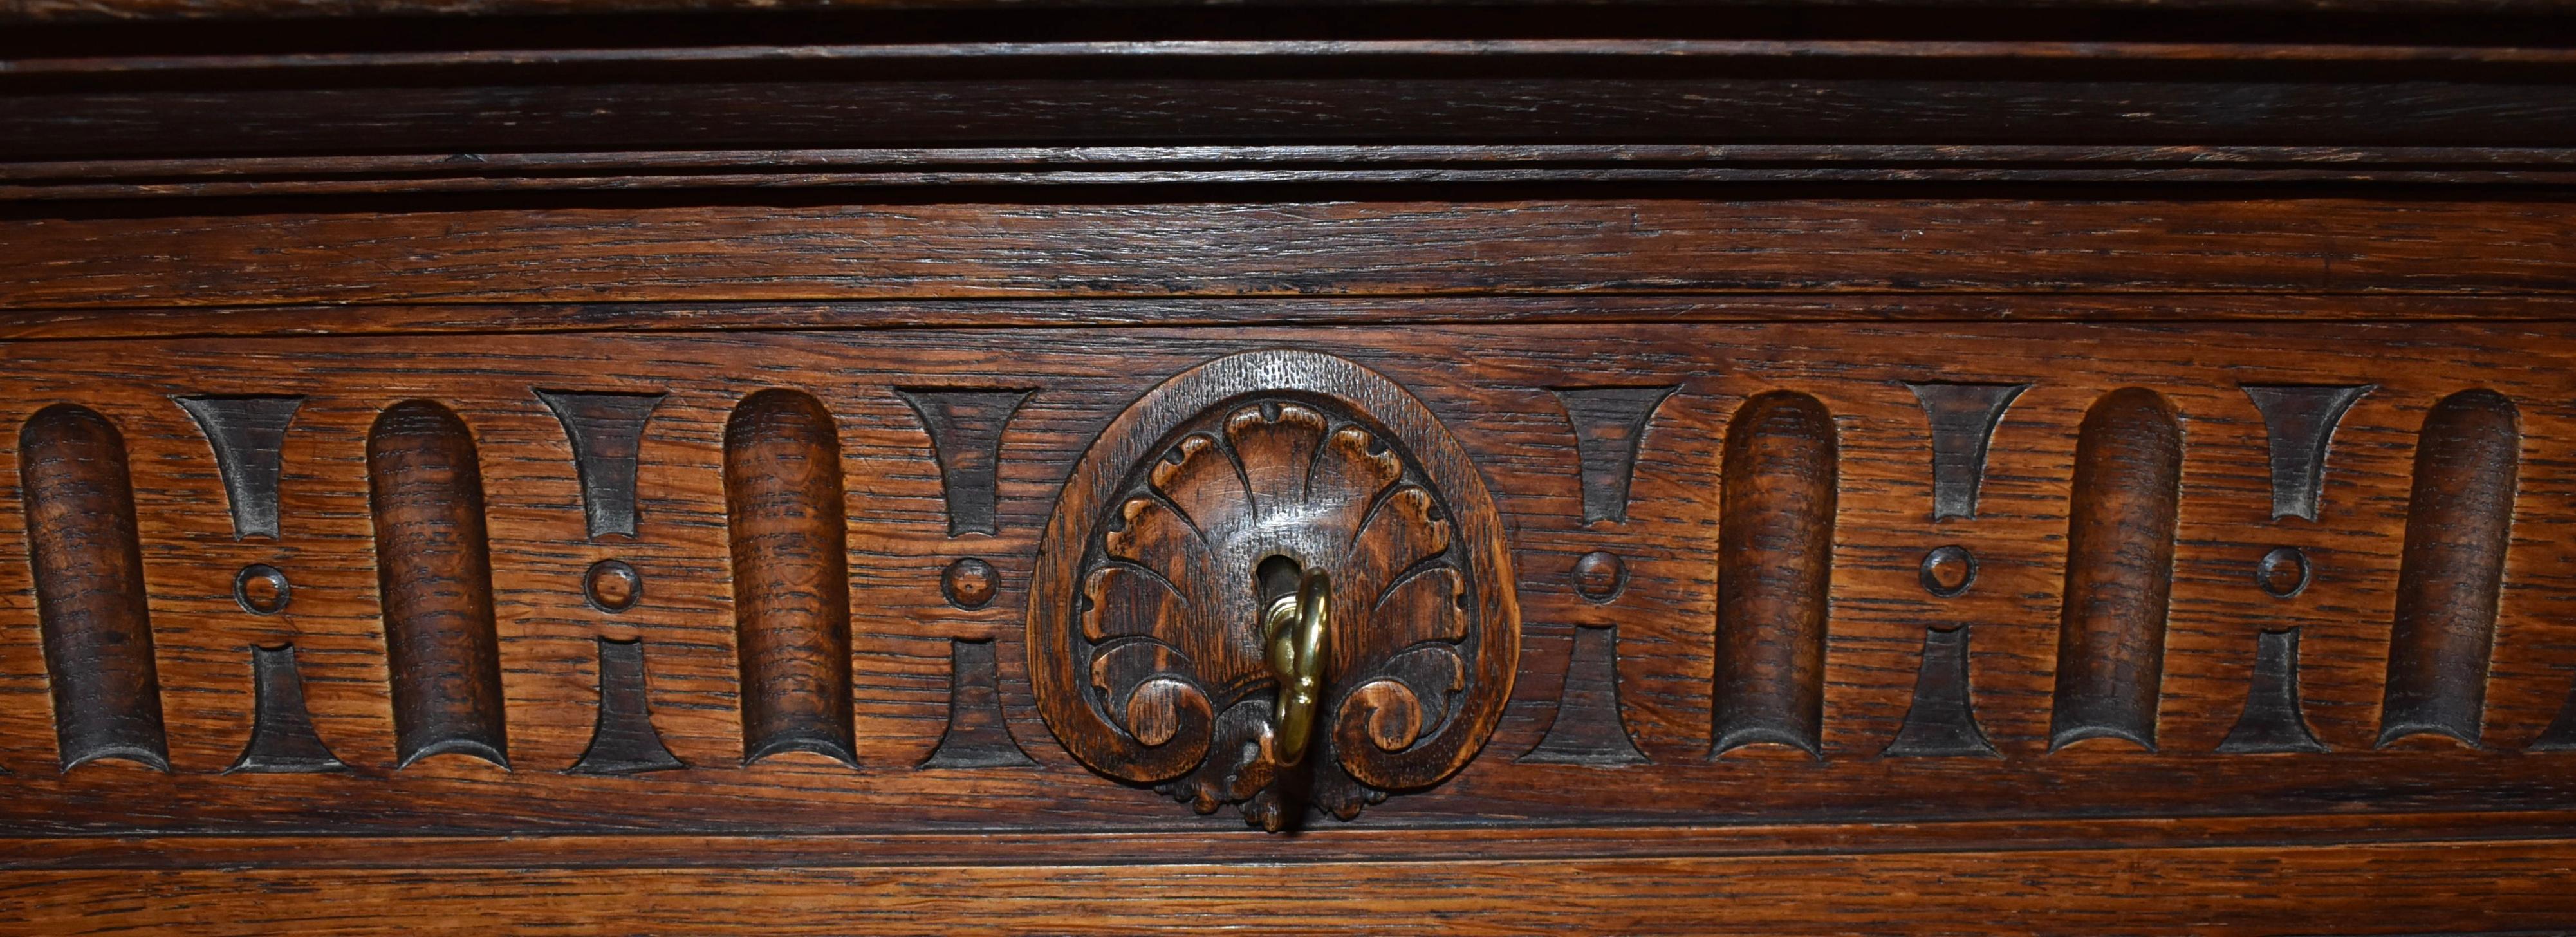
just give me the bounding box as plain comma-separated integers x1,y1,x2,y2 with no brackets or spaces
8,199,2576,926
12,4,2576,927
8,198,2576,311
21,809,2576,868
10,0,2574,23
2381,388,2523,748
23,294,2576,342
364,400,510,771
1711,391,1836,758
0,320,2573,835
28,146,2576,201
230,644,351,772
723,389,858,767
2048,387,2182,752
8,24,2576,196
10,41,2576,162
17,839,2576,935
15,404,167,773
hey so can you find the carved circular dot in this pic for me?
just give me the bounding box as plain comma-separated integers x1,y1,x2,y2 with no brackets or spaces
1919,545,1977,598
1126,679,1189,747
2257,546,2312,599
943,557,999,610
1571,550,1627,602
584,559,643,613
233,564,291,615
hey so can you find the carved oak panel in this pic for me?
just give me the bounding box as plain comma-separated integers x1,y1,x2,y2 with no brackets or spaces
0,320,2573,840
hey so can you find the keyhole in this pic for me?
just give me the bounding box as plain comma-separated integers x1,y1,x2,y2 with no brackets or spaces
1256,555,1304,607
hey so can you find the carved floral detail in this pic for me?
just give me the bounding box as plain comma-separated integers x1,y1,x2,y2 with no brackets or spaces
1028,351,1517,832
1079,401,1472,828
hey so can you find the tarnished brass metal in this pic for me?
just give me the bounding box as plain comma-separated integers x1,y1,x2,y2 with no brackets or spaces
1263,571,1331,766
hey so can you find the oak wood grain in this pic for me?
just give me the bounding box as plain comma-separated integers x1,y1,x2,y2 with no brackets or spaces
7,199,2576,310
25,145,2576,201
2048,387,2183,752
366,400,509,770
1,321,2574,841
10,33,2576,169
11,1,2576,923
15,404,166,772
14,293,2576,342
13,839,2576,935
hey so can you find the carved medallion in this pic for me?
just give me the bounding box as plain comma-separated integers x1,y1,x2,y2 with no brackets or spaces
1027,351,1517,830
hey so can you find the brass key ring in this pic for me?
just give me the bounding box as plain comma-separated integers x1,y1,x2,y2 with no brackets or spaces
1262,571,1331,766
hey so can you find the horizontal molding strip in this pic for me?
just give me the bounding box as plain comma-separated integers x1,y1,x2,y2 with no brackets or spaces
14,810,2576,869
9,0,2576,23
12,145,2576,199
9,39,2576,163
14,39,2576,74
15,842,2576,934
12,294,2576,342
6,198,2573,309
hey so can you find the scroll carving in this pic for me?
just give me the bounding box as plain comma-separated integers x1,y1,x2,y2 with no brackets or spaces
1028,351,1517,830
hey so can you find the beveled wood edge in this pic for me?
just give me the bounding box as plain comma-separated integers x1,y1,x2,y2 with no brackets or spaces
16,809,2576,869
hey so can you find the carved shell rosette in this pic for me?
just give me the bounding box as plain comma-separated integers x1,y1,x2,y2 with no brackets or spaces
1026,351,1517,830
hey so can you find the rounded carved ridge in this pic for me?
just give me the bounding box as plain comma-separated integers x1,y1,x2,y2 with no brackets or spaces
2381,388,2521,748
367,399,509,770
2050,387,2183,753
1027,350,1517,828
19,404,169,772
1712,391,1837,759
723,389,857,767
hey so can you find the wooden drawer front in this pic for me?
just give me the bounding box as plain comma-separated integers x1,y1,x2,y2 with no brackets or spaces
1,318,2570,839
